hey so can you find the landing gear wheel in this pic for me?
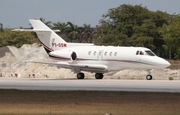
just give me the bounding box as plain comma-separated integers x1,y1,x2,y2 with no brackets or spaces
146,75,152,80
77,73,84,79
95,73,104,79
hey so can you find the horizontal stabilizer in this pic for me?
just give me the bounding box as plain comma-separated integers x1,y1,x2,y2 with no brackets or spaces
12,29,60,32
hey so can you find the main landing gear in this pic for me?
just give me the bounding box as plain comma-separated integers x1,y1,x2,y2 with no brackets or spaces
95,73,104,79
76,72,104,79
77,72,85,79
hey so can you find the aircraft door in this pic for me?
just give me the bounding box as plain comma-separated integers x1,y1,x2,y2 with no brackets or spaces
98,50,103,60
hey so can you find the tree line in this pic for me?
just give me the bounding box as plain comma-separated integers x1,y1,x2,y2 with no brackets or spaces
0,4,180,59
37,17,94,43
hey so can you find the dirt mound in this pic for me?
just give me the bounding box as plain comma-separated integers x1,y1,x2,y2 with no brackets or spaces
0,46,11,58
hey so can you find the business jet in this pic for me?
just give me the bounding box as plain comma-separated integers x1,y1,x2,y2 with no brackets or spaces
13,19,170,80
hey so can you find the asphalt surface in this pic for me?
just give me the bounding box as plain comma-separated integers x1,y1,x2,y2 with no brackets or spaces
0,78,180,93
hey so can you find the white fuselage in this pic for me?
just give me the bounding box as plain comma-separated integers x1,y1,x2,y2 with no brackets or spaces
49,45,170,73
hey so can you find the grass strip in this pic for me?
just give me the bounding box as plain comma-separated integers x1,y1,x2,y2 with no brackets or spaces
0,89,180,115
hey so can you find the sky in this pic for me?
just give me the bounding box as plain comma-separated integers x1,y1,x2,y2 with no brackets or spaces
0,0,180,28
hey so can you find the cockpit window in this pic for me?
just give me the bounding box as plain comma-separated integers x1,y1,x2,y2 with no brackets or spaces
136,50,139,55
136,50,156,56
145,50,155,56
140,51,144,55
136,50,144,55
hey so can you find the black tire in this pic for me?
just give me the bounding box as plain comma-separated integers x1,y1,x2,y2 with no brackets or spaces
146,75,152,80
77,73,84,79
95,73,104,79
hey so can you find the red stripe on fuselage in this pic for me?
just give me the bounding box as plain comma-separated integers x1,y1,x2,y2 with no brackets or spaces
40,41,53,52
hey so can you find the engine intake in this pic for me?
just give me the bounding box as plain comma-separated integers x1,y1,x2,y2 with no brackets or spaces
71,52,77,60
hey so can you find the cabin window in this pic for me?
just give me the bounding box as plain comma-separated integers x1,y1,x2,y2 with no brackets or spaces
88,51,91,55
109,52,112,56
104,52,107,56
93,51,97,56
114,52,117,56
145,50,155,56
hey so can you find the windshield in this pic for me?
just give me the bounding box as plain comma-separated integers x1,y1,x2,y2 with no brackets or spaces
136,50,156,56
145,50,155,56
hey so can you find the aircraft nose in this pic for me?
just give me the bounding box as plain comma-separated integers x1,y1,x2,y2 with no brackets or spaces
159,58,170,68
164,60,170,67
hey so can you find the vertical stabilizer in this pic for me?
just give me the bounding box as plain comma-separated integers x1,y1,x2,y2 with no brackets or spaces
29,19,67,52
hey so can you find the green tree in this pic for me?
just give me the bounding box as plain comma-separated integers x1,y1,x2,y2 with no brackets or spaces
53,21,68,40
81,24,93,43
0,29,38,48
39,17,52,28
66,22,80,42
158,14,180,59
93,4,169,57
0,23,3,32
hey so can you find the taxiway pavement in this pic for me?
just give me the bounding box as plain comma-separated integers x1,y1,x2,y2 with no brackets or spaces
0,78,180,93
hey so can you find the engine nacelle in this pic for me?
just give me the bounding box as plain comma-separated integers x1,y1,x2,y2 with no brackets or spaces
71,52,77,60
49,50,77,61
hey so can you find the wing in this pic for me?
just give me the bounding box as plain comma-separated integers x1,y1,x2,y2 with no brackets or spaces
27,60,108,73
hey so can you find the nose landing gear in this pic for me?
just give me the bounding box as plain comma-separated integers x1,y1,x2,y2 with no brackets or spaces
146,75,152,80
146,70,152,80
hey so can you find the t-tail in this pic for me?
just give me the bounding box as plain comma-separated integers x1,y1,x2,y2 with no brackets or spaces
13,19,94,54
29,19,67,53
